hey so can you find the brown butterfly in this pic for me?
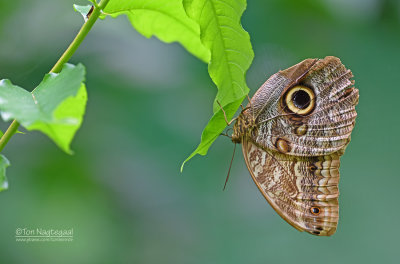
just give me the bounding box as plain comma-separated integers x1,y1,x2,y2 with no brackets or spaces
230,56,359,236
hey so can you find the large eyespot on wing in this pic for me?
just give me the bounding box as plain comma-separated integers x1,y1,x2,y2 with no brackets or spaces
283,85,316,116
244,58,318,119
242,139,340,236
253,56,359,157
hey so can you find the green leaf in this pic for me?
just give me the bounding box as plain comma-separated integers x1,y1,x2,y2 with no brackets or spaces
181,0,254,169
0,154,10,192
181,97,244,171
73,4,92,21
0,64,87,154
102,0,210,63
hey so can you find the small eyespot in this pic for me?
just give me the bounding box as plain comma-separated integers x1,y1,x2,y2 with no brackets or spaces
310,206,321,215
275,138,291,153
294,123,308,136
308,165,317,172
284,85,315,115
312,231,321,235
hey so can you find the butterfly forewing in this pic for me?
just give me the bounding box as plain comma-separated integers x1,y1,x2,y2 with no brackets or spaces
250,56,358,157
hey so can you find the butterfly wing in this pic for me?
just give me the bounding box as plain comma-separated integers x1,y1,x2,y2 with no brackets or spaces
242,139,341,236
238,56,358,236
249,56,359,157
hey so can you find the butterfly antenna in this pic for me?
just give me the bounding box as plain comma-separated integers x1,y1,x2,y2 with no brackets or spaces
223,143,237,191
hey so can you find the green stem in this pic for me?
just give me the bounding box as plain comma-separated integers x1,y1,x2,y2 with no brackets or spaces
0,120,20,151
0,0,110,152
51,0,110,73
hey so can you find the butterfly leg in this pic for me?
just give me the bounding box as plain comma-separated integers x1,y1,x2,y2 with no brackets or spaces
220,131,232,139
216,100,238,126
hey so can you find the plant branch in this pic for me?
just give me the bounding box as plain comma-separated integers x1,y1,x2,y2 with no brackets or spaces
0,120,20,151
0,0,110,152
51,0,110,73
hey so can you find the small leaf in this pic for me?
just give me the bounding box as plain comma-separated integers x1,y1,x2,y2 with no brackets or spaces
0,154,10,192
102,0,210,63
73,4,92,21
0,64,87,153
182,0,254,167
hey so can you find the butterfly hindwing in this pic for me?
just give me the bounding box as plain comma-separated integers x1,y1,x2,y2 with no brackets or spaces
242,139,341,236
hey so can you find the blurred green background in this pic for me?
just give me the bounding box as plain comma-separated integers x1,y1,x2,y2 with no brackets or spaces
0,0,399,263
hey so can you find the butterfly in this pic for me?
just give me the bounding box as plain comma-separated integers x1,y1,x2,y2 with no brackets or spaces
230,56,359,236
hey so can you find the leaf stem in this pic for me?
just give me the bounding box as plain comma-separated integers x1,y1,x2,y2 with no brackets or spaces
0,0,110,152
51,0,110,73
0,120,20,151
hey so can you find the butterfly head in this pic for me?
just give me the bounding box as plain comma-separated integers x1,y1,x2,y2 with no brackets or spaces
231,110,257,144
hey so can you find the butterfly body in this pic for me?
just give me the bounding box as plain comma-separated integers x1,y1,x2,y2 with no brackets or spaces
232,56,359,236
